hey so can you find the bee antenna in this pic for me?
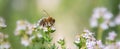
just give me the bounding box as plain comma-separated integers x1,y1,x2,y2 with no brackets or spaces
42,9,51,17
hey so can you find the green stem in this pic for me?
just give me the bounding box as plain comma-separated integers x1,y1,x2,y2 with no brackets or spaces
61,45,66,49
79,47,80,49
97,26,103,40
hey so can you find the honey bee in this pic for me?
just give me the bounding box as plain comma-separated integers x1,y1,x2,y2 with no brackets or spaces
39,10,55,27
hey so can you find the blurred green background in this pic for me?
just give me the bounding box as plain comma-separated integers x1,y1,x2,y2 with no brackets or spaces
0,0,120,49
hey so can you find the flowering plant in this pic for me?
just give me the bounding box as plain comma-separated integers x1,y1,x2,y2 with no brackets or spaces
13,6,120,49
0,4,120,49
0,17,11,49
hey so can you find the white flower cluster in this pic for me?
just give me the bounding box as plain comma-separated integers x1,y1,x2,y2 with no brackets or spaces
115,14,120,25
106,31,117,41
14,20,42,47
74,29,104,49
74,29,120,49
90,7,113,30
0,32,11,49
14,20,36,36
0,17,7,28
104,31,120,49
90,6,120,30
83,29,104,49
